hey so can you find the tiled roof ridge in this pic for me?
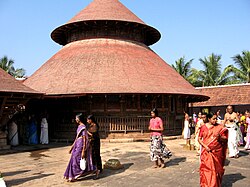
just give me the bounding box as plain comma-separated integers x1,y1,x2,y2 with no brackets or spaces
0,68,42,94
195,83,250,89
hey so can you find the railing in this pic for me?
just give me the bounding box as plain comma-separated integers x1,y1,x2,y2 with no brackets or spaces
95,116,172,134
52,116,180,139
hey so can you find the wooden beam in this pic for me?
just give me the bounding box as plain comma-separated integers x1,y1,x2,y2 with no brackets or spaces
0,96,7,117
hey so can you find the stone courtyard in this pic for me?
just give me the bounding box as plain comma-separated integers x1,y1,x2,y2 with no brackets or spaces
0,138,249,187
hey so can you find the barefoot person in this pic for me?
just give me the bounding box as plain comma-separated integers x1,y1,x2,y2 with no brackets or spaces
64,113,96,182
198,112,228,187
194,112,206,155
183,113,191,145
244,110,250,150
223,105,240,158
87,115,102,179
148,108,165,168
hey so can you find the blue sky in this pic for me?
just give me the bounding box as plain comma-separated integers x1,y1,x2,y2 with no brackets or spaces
0,0,250,76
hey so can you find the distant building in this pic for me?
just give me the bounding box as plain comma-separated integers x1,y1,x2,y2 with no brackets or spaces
24,0,208,140
190,83,250,117
0,68,42,149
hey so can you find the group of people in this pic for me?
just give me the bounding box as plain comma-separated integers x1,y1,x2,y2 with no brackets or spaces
65,109,172,182
63,114,102,182
7,114,49,146
65,107,250,186
27,115,49,145
183,106,250,187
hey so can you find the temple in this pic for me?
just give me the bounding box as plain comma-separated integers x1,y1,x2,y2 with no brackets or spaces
23,0,208,141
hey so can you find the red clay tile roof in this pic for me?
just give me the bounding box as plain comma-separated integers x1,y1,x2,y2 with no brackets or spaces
67,0,145,25
24,38,206,98
0,68,41,94
193,84,250,106
51,0,160,46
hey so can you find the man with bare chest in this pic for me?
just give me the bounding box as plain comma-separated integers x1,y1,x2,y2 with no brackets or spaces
224,105,240,158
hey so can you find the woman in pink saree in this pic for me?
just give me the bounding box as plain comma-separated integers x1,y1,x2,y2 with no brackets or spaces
198,112,228,187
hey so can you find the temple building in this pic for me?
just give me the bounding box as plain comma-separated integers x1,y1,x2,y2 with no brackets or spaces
190,84,250,117
24,0,208,141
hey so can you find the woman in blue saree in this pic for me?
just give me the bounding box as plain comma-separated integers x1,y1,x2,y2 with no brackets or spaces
64,113,96,182
29,116,38,144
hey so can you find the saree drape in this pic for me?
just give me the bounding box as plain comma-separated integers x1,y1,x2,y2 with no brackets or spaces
199,124,228,187
64,125,95,181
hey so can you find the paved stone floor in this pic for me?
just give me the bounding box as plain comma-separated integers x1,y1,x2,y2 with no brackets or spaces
0,139,249,187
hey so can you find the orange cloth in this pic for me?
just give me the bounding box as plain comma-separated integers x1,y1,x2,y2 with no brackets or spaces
199,124,228,187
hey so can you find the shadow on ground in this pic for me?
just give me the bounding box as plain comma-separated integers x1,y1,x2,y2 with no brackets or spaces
29,150,51,160
5,173,54,186
165,157,186,167
224,159,230,166
77,162,134,181
2,170,31,177
0,143,69,155
238,150,249,157
222,173,246,187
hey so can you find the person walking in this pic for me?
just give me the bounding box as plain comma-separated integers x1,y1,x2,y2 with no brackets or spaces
198,112,228,187
64,113,96,182
223,105,241,158
194,112,206,155
216,109,222,124
239,112,246,146
244,110,250,150
87,114,102,179
148,108,165,168
183,113,191,145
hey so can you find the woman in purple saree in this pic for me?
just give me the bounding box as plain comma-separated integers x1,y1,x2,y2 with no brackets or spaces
64,114,96,182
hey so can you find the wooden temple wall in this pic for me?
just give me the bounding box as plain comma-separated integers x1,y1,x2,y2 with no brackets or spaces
27,94,187,141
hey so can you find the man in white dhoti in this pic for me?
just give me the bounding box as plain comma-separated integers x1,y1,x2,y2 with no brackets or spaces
223,105,240,158
8,121,19,146
194,112,206,155
40,118,49,144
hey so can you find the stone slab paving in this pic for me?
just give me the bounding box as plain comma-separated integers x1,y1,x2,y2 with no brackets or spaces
0,139,249,187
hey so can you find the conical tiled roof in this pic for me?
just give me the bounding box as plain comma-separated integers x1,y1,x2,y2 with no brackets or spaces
67,0,145,24
24,0,209,102
0,68,41,94
51,0,160,46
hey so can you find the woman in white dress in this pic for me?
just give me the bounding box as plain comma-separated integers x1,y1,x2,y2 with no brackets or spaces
183,113,191,145
8,121,19,146
40,118,49,144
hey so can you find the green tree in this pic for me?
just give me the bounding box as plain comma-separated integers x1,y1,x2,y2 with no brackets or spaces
231,50,250,83
0,56,15,75
187,68,204,87
171,56,193,81
0,56,26,78
191,53,235,87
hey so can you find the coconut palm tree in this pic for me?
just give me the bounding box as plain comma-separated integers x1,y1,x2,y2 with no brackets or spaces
0,56,26,78
231,50,250,83
0,56,15,75
14,68,26,78
187,68,204,87
193,53,234,86
172,57,193,81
